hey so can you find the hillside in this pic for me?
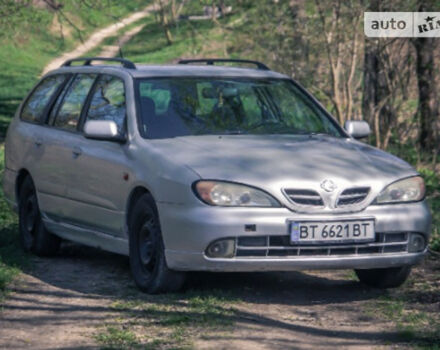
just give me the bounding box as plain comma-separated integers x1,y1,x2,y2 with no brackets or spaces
0,0,146,140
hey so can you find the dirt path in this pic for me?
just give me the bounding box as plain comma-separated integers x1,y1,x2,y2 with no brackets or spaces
0,245,131,349
41,4,156,75
1,242,425,349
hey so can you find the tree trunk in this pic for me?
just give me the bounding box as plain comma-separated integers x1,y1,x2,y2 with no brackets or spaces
413,0,439,153
362,40,378,125
414,36,438,152
171,0,177,23
362,0,379,130
157,0,173,45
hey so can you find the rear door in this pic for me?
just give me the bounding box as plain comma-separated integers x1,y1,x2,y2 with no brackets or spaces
61,74,131,237
38,73,97,221
14,74,70,218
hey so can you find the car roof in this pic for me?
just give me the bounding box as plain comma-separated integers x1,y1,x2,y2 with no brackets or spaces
130,64,289,79
48,63,289,80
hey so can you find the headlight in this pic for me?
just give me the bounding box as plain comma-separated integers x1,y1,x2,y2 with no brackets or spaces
376,176,425,204
194,181,280,207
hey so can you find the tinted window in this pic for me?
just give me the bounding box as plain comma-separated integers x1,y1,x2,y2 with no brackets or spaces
85,75,126,134
137,78,343,139
21,75,66,123
53,74,96,131
139,81,171,115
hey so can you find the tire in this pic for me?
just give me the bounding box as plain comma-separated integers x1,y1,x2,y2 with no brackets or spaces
18,176,60,256
355,266,411,289
128,193,185,294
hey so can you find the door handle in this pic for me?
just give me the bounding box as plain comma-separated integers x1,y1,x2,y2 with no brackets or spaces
72,147,82,158
34,138,43,147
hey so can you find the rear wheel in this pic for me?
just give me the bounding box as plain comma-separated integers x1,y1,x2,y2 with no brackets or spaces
355,266,411,288
129,193,185,294
18,176,60,256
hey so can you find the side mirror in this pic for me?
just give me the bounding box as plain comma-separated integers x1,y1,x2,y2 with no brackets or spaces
84,120,125,142
344,120,371,139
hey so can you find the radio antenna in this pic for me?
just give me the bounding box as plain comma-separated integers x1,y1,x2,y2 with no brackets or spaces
117,37,124,58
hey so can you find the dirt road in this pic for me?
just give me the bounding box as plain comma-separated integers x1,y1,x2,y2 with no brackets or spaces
1,242,434,349
41,4,156,75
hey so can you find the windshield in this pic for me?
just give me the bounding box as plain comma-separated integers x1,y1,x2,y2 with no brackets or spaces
136,78,344,139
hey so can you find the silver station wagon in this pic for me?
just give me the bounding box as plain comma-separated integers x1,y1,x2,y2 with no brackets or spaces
3,57,431,293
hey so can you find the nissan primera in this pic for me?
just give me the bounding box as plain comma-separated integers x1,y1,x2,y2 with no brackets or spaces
3,57,431,293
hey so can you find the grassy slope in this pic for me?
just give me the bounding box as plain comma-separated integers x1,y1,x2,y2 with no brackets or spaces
0,0,146,141
0,0,147,298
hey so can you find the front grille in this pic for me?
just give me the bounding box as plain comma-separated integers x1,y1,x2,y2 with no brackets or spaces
284,189,323,206
337,187,370,206
234,232,409,258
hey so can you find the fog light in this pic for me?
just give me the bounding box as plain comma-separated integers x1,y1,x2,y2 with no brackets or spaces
206,239,235,258
408,233,426,253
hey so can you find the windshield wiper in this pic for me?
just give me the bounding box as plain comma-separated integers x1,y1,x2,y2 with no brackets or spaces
214,130,248,135
294,131,338,138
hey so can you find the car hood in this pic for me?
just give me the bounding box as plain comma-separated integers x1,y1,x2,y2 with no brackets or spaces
151,134,417,208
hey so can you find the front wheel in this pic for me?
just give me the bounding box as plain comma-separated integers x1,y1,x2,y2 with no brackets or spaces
128,193,185,294
355,266,411,289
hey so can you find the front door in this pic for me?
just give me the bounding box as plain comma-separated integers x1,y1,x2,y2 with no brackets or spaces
62,74,131,237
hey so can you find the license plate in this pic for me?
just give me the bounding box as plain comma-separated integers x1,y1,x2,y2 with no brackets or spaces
290,219,375,244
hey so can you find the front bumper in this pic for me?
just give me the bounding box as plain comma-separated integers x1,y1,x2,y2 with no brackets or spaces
165,250,426,272
158,201,431,272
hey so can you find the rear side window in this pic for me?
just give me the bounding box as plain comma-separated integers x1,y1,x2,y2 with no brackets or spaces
53,74,96,131
21,75,66,123
85,75,126,134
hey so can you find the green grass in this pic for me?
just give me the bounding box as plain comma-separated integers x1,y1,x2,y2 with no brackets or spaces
87,9,242,65
0,146,24,301
95,326,139,349
364,276,440,349
95,290,238,349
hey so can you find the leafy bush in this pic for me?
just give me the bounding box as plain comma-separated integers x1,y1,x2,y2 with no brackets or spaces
419,168,440,252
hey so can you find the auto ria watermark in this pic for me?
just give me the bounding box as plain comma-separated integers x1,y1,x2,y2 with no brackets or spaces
364,12,440,37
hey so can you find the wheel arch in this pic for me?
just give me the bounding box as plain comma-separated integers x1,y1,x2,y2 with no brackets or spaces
126,185,158,231
15,168,32,202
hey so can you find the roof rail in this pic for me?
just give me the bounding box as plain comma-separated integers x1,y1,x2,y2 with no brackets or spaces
61,57,136,69
178,58,270,71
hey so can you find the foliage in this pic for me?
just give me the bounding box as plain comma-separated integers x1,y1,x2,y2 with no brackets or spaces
419,168,440,251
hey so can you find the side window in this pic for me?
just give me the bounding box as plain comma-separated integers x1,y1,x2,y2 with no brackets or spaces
53,74,96,131
21,75,66,123
85,75,126,133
